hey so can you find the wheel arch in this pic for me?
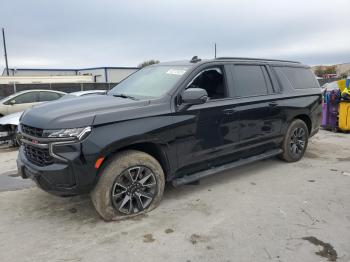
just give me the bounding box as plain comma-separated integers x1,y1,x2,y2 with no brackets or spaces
98,142,171,181
293,114,312,135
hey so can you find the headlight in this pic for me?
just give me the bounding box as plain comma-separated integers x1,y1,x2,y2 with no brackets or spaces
43,126,91,140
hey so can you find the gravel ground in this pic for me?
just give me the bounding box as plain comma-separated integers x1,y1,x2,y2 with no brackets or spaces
0,130,349,262
0,144,33,192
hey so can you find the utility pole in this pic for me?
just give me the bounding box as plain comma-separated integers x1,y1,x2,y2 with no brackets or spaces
214,43,217,58
2,28,9,76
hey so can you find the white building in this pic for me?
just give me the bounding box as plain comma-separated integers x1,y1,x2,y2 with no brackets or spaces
0,66,139,97
1,66,139,84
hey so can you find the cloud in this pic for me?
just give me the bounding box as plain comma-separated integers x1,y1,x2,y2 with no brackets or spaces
0,0,349,69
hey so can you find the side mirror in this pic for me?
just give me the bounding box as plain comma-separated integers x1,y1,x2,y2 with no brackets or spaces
10,100,16,105
181,88,208,105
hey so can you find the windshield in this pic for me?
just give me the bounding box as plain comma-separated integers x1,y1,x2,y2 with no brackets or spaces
108,65,189,98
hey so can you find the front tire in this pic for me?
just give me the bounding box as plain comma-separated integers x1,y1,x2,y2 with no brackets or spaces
280,119,309,162
91,150,165,221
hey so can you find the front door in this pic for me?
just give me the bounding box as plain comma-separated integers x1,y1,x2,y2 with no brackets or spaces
173,65,240,175
8,92,39,114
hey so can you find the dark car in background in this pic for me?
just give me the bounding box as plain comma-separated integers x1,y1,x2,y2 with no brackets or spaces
17,57,322,221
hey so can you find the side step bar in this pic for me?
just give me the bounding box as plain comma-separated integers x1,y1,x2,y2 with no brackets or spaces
172,148,283,187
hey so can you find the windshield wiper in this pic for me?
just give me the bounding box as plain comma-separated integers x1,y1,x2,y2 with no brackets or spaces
112,93,138,100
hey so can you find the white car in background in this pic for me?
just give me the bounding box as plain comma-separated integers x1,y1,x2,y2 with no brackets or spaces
0,89,66,117
0,111,23,144
0,90,106,145
60,90,106,99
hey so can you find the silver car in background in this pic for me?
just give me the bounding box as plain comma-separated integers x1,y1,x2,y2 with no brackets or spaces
0,90,106,145
0,89,66,117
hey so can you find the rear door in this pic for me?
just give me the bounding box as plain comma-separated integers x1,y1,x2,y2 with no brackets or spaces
231,64,283,150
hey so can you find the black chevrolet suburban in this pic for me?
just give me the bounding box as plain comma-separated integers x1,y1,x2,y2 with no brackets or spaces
17,57,322,220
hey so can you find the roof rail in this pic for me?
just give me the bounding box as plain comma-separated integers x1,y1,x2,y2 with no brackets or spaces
215,57,300,64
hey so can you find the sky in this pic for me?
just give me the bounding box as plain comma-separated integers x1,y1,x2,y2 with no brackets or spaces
0,0,349,70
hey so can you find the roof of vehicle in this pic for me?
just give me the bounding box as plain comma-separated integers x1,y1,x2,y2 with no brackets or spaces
155,57,306,68
11,89,66,95
215,57,300,64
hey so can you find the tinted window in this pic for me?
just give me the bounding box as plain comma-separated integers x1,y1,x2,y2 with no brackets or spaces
14,92,38,104
188,67,227,99
274,67,319,89
39,91,61,102
234,65,268,97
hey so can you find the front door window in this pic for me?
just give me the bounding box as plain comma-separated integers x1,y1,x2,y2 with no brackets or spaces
188,67,227,100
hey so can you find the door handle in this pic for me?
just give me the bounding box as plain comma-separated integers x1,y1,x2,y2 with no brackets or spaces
269,102,278,107
223,108,235,115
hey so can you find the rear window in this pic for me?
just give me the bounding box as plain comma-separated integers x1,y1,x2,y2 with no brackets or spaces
274,67,319,89
39,91,62,102
234,65,269,97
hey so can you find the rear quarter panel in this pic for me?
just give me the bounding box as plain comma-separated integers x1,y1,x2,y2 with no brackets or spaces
278,93,322,134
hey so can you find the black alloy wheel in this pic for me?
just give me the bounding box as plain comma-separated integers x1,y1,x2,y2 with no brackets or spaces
280,119,309,162
111,166,157,215
289,127,306,157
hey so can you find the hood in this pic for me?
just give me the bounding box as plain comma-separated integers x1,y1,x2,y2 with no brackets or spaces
0,111,23,126
20,95,150,129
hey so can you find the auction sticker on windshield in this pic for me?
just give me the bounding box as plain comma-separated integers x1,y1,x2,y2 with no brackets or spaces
166,69,187,75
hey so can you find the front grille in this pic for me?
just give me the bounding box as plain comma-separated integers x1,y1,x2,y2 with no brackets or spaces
23,144,54,166
21,124,44,138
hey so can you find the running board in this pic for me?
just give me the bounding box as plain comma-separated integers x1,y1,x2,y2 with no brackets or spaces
172,149,283,187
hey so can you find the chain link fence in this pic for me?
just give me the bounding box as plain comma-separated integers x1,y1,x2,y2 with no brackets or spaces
0,82,118,99
318,78,341,87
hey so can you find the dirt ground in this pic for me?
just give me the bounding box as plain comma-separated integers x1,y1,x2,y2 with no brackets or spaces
0,130,349,262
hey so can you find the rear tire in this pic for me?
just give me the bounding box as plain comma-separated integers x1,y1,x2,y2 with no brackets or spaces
280,119,309,162
91,150,165,221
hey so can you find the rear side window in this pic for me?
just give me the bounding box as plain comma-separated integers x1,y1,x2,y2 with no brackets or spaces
39,91,61,102
234,65,268,97
274,67,319,89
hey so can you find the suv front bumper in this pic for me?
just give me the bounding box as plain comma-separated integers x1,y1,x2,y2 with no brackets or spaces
17,144,97,196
